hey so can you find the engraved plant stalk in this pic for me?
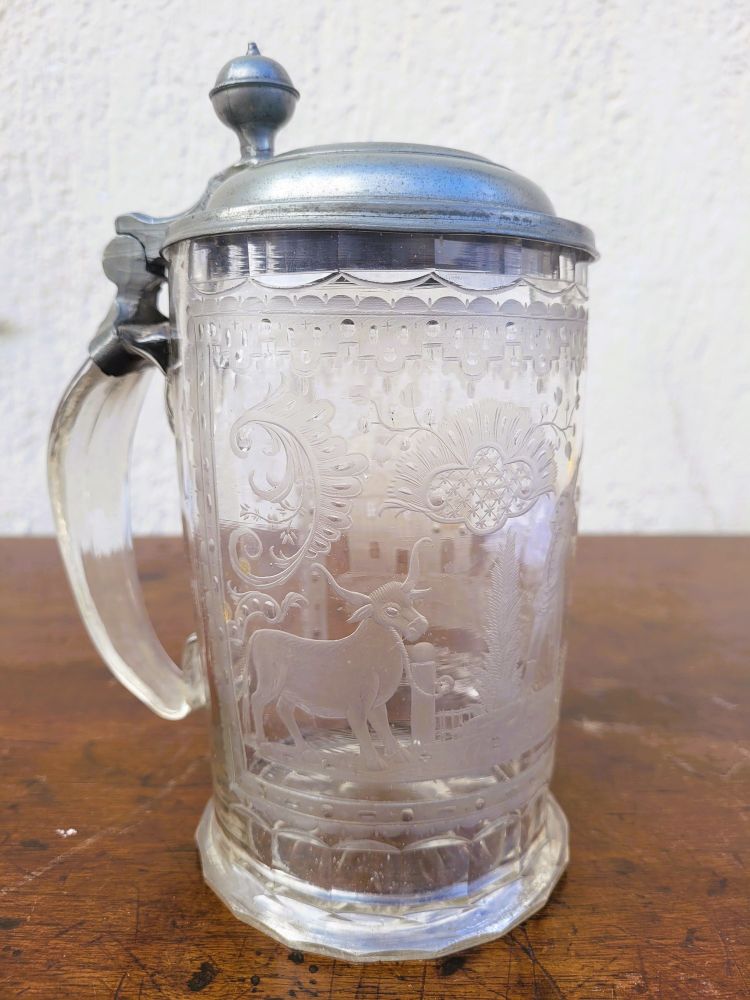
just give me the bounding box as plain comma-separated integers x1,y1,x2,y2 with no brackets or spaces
478,530,532,712
538,385,581,458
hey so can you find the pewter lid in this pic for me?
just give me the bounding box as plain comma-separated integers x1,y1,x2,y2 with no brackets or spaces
161,45,596,259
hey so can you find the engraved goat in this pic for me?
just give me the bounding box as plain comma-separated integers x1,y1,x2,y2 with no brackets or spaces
244,538,431,769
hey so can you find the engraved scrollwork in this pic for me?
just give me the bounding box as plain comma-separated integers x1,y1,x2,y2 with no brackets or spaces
228,385,368,589
226,587,308,640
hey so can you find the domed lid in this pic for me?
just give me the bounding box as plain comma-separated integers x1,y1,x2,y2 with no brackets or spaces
159,44,596,258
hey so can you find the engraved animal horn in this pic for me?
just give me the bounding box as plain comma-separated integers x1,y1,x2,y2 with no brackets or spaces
402,536,432,593
311,563,370,608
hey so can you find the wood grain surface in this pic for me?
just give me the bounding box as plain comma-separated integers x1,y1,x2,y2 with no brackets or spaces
1,537,748,999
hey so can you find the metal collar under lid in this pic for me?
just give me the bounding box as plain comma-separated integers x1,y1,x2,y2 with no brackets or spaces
133,44,597,260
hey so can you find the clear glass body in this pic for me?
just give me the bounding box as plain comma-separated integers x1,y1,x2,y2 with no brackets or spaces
164,231,588,957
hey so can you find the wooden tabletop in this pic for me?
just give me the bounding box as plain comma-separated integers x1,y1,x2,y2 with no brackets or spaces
1,537,748,999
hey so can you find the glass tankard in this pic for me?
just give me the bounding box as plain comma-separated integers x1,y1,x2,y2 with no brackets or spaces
49,46,597,960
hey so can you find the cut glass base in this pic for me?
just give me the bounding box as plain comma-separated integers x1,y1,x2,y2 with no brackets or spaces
195,794,568,962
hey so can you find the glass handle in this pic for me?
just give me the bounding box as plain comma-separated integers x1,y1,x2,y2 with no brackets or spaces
47,230,206,720
48,360,206,719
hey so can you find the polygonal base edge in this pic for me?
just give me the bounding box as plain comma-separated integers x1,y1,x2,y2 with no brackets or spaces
195,795,569,962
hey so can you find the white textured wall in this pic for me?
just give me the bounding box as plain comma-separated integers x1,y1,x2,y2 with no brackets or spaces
2,0,748,534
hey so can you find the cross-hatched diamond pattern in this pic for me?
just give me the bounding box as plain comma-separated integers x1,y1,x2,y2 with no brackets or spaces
430,447,534,532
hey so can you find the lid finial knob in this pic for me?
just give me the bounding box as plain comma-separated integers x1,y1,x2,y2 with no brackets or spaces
209,44,299,163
